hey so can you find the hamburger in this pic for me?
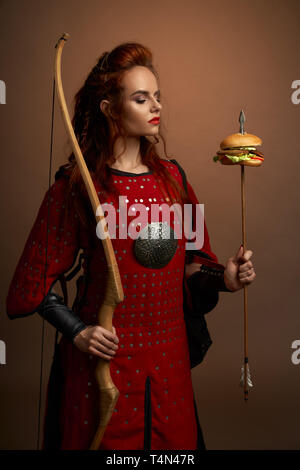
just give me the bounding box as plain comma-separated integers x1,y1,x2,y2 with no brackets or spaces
213,132,264,167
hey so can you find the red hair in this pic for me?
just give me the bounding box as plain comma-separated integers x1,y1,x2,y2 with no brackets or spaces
61,42,188,226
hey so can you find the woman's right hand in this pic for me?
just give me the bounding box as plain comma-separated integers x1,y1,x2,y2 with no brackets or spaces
73,325,119,360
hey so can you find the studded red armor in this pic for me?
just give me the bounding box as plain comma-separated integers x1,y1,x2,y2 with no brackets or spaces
6,159,222,450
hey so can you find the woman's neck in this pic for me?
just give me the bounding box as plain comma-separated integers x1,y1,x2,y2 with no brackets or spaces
109,136,147,172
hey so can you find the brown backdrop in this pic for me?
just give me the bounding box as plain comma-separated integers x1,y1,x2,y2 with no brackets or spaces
1,0,300,450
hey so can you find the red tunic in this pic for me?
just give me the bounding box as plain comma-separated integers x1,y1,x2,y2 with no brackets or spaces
6,159,220,450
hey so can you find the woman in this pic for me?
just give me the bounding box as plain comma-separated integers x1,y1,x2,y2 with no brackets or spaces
6,42,256,450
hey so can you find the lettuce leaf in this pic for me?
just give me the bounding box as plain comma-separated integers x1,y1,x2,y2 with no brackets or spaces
225,154,252,163
213,153,257,163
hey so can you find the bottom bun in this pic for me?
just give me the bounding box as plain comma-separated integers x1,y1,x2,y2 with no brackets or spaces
220,158,263,167
240,159,263,167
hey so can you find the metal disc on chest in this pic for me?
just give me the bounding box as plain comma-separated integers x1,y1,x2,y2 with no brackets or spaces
134,222,178,269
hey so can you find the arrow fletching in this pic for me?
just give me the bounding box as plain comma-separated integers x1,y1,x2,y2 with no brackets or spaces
240,363,253,390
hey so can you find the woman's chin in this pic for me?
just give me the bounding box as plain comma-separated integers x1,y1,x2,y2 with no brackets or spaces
145,128,160,137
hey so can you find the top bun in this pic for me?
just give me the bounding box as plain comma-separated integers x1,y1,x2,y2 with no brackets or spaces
220,132,262,149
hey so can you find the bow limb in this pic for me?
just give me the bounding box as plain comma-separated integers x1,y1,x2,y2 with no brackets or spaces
54,33,124,450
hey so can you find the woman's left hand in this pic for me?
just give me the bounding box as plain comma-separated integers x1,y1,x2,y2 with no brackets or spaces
224,245,256,292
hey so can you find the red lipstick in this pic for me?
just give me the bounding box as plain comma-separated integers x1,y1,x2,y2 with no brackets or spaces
148,117,160,124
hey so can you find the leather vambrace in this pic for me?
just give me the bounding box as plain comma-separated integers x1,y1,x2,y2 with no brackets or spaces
37,291,87,342
186,265,232,315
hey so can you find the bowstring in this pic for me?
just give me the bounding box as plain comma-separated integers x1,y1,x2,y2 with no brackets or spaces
36,76,56,450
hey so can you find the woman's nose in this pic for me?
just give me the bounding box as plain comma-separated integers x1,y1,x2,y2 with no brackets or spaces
151,98,162,112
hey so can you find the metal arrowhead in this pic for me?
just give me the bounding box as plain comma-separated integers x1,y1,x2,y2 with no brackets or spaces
239,110,245,135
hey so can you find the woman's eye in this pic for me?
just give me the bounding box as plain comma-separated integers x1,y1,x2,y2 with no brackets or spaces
135,97,161,104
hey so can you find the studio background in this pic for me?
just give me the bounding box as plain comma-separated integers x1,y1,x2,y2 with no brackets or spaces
0,0,299,450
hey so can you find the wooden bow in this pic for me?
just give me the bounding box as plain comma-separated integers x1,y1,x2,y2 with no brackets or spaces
54,33,124,449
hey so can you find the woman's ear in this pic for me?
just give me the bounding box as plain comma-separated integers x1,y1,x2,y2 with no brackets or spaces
100,99,110,116
100,99,117,121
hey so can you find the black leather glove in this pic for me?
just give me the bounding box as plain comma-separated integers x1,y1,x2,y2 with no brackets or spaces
37,290,87,342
